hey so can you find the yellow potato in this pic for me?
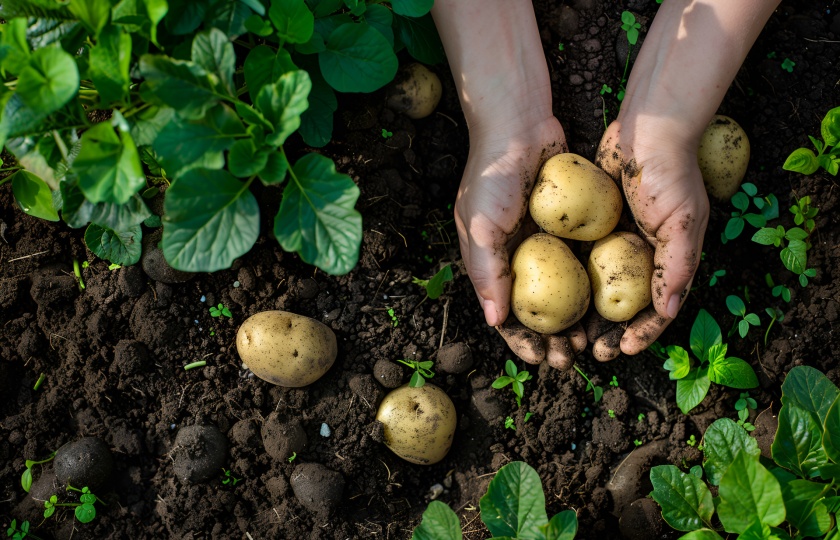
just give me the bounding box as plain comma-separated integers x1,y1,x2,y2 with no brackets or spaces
510,233,590,334
376,384,456,465
698,115,750,200
386,63,442,120
530,153,623,241
587,232,654,322
236,311,337,387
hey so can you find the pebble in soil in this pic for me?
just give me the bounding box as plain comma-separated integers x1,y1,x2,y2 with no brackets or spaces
436,342,474,374
171,425,228,484
289,463,345,515
53,437,114,490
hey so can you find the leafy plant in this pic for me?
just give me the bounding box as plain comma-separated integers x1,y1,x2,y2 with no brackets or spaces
5,519,44,540
686,435,697,447
634,439,643,447
221,468,242,486
573,365,603,403
751,195,819,284
381,128,393,139
735,391,757,431
43,485,104,524
764,307,785,346
504,416,515,431
765,273,791,303
412,461,578,540
20,452,55,493
209,303,232,318
661,309,758,414
721,182,777,243
387,307,399,327
781,57,796,72
725,295,760,339
492,360,533,408
412,264,454,299
609,375,619,387
0,0,443,274
783,106,840,176
397,358,435,388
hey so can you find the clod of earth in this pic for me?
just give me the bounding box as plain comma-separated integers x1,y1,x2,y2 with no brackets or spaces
141,229,195,284
436,342,474,375
171,425,228,484
261,413,308,462
290,463,345,516
53,437,114,490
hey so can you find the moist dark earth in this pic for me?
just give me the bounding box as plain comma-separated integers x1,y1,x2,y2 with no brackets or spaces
2,1,839,538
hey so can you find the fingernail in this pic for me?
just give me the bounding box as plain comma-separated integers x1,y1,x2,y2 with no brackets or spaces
666,294,680,319
483,300,498,326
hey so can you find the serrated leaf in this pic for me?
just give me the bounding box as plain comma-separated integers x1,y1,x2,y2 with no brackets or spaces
541,510,577,540
255,70,311,146
676,366,711,415
163,168,260,272
11,170,59,221
273,153,361,275
84,223,142,265
17,46,79,115
717,451,784,534
664,345,691,380
139,55,219,120
479,462,548,538
821,106,840,147
390,0,433,17
393,13,445,65
269,0,314,43
191,28,236,95
783,148,820,175
690,309,721,362
319,22,398,93
89,24,131,105
243,45,297,103
411,500,462,540
781,239,807,274
649,465,714,531
702,418,761,485
73,122,146,205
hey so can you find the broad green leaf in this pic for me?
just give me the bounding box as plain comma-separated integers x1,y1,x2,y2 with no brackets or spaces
239,0,264,16
244,14,273,36
752,227,783,246
273,153,361,275
139,55,219,119
17,47,79,115
689,309,721,362
84,223,142,265
738,520,773,540
411,500,462,540
717,451,785,534
479,462,548,538
390,0,433,17
256,70,311,147
165,0,209,35
703,418,761,485
364,4,394,48
60,176,151,230
192,28,236,95
74,503,96,523
393,13,445,65
732,191,749,211
90,25,132,105
708,356,758,389
0,18,30,74
781,240,807,274
111,0,168,45
779,478,831,537
205,0,251,38
163,168,259,272
243,45,297,103
228,139,270,178
541,510,577,540
785,227,809,241
269,0,314,43
425,264,453,299
823,396,840,463
319,22,398,93
821,106,840,147
649,465,714,531
726,295,746,316
783,148,820,175
68,0,110,36
743,213,766,228
781,366,840,425
676,366,711,415
677,530,724,540
259,151,289,185
299,59,337,148
236,101,274,131
130,106,175,147
663,345,691,380
309,0,343,18
73,122,146,205
11,170,59,221
724,216,744,239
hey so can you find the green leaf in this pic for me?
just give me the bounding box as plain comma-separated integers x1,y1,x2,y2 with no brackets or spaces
411,500,462,540
130,105,175,146
649,465,714,531
390,0,433,17
743,213,766,228
163,169,260,272
243,45,297,103
709,356,758,389
299,58,337,148
68,0,111,36
60,174,152,230
732,192,749,212
781,240,807,274
676,366,711,415
741,182,758,196
780,367,840,426
228,139,270,178
664,345,691,380
425,265,453,299
702,418,761,486
319,22,398,93
165,0,209,35
139,55,219,120
689,309,721,362
244,14,273,36
752,227,783,245
74,503,96,523
17,46,79,115
111,0,168,46
822,396,840,464
191,28,236,96
409,371,424,388
273,153,362,275
364,4,394,48
255,70,311,147
11,171,59,221
724,217,744,239
259,151,289,185
783,148,820,175
73,122,146,205
821,106,840,147
779,478,831,537
744,313,760,326
505,359,517,378
717,451,784,534
492,376,514,389
269,0,314,43
21,468,32,492
205,0,251,38
0,18,31,75
89,25,132,105
541,510,577,540
677,530,724,540
479,462,548,538
726,295,746,317
84,223,142,265
393,13,445,65
785,227,809,241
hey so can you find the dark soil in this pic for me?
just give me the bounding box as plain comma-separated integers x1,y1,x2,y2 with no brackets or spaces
2,1,839,539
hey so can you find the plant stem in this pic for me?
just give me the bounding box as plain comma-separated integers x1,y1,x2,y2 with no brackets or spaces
33,373,46,390
184,361,207,371
73,259,85,290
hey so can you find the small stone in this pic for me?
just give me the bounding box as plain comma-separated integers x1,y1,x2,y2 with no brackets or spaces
429,483,444,500
320,423,331,438
233,281,241,288
200,295,206,302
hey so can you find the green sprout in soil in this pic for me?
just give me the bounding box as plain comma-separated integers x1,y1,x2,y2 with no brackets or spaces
609,375,619,387
43,485,104,524
634,439,643,447
764,307,785,346
288,452,297,463
381,128,393,139
581,407,591,418
767,51,777,59
721,182,776,243
492,360,533,408
573,365,603,403
504,416,515,431
735,391,758,432
209,303,232,318
783,106,840,175
387,308,399,327
752,195,819,286
73,259,85,290
411,264,453,300
686,434,697,447
108,263,121,270
608,409,616,418
524,412,534,423
638,413,645,422
32,374,45,391
6,519,45,540
765,273,791,303
781,57,796,72
221,468,242,486
726,295,761,339
558,43,565,51
21,453,55,493
617,11,641,101
184,361,207,371
396,359,435,388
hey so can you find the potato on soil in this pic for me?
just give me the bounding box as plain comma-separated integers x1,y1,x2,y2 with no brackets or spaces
587,232,654,322
386,63,442,120
697,115,750,200
54,437,114,490
236,311,337,387
510,233,590,334
376,384,456,465
529,153,622,241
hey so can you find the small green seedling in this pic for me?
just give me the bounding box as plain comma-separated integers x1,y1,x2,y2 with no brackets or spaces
581,407,591,418
32,374,45,391
396,359,435,388
735,392,757,431
767,51,777,59
492,360,533,408
781,57,795,72
504,416,515,431
783,106,840,176
524,412,534,423
608,409,616,418
752,195,818,281
184,361,207,371
108,263,121,270
21,453,56,493
288,452,297,463
620,11,641,46
73,259,85,290
791,195,819,232
764,307,785,346
637,413,645,422
387,308,399,327
600,84,612,95
726,295,760,339
765,273,791,303
381,128,393,139
44,485,103,524
609,375,619,387
411,264,454,300
221,468,242,486
558,43,565,51
634,439,643,447
209,303,232,318
706,269,726,288
686,434,697,447
5,519,44,540
573,365,603,403
721,182,775,243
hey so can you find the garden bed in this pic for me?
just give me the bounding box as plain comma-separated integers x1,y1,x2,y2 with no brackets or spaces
1,1,839,539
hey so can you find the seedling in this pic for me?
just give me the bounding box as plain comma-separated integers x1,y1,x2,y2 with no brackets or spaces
288,452,297,463
600,84,612,95
783,106,840,176
686,434,697,447
184,361,207,371
5,520,44,540
781,57,796,72
752,196,819,282
634,439,643,447
581,407,591,418
764,307,785,346
72,259,85,290
721,182,776,243
221,468,242,486
108,263,121,270
704,269,726,288
573,365,603,403
608,409,616,418
765,273,791,302
616,11,641,101
767,51,777,59
380,128,393,139
524,412,534,423
20,453,56,493
209,303,232,318
492,360,533,408
411,264,453,300
726,295,760,339
504,416,515,431
43,485,104,524
609,375,619,387
558,43,565,51
32,374,45,391
387,308,399,327
396,359,435,388
637,413,645,422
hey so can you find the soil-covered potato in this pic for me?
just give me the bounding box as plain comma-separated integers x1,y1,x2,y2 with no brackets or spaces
171,425,228,484
510,233,590,334
376,384,456,465
697,115,750,200
587,232,654,322
289,463,345,515
529,153,622,241
236,310,337,387
386,63,442,120
53,437,114,490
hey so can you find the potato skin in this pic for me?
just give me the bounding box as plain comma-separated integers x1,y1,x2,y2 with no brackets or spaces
510,233,590,334
376,384,456,465
236,311,337,387
386,63,442,120
587,232,654,322
530,153,623,241
698,115,750,200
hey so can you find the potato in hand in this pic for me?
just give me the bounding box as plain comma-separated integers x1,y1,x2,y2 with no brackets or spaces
587,232,654,322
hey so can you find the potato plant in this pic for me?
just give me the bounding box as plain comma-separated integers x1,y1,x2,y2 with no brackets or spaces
0,0,443,275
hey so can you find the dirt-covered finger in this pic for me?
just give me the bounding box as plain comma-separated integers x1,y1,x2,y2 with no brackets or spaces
650,206,707,319
620,307,672,356
496,319,546,365
593,325,625,362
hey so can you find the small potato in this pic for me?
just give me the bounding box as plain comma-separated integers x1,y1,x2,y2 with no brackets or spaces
376,384,456,465
530,153,623,241
588,232,654,322
698,115,750,200
510,233,590,334
236,310,337,387
386,63,442,120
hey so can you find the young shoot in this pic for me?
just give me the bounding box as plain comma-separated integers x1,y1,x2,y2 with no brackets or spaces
783,106,840,175
20,453,56,493
209,303,232,318
573,365,603,403
411,264,454,300
765,273,791,303
764,307,785,346
726,295,760,339
492,360,533,408
387,308,399,327
396,359,435,388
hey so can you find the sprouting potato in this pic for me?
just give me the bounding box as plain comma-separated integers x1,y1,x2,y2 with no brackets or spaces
587,232,654,322
697,115,750,200
529,153,623,241
236,310,337,387
376,384,457,465
510,233,590,334
386,63,442,120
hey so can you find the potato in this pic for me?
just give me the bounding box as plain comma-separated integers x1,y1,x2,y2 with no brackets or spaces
587,232,654,322
386,63,442,120
376,384,456,465
530,153,623,241
697,115,750,200
510,233,590,334
236,310,337,387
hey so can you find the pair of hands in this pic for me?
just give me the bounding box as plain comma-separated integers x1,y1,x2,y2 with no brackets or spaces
454,114,710,369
